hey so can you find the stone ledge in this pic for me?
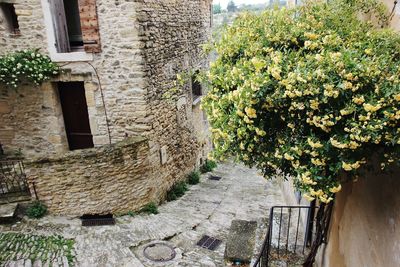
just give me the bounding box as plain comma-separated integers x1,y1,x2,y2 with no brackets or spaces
26,136,148,165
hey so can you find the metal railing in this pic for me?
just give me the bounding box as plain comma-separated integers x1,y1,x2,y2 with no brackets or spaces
254,203,331,267
0,160,30,198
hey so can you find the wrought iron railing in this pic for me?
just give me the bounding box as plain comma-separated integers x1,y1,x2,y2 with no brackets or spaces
0,160,30,198
254,203,333,267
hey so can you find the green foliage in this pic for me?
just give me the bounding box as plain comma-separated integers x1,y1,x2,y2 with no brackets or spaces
187,170,201,185
0,49,59,88
200,159,217,173
139,202,159,215
166,181,188,201
26,201,47,219
0,233,75,265
213,3,222,14
202,0,400,203
126,211,136,217
227,0,237,13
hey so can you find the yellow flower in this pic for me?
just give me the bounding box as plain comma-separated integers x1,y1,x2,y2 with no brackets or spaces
240,142,245,150
340,109,353,116
364,48,373,55
268,66,282,80
395,94,400,102
310,99,319,110
236,110,245,117
353,96,365,105
307,138,323,148
311,158,326,166
251,57,266,72
303,193,315,202
330,138,347,149
320,195,333,203
245,107,257,118
344,81,353,90
329,184,342,193
255,128,266,136
363,103,381,113
304,32,319,40
284,153,295,161
342,161,353,171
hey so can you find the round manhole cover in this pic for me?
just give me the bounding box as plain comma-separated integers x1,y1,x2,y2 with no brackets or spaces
143,242,176,262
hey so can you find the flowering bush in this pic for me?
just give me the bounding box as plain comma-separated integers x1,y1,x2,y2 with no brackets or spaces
0,49,59,88
201,0,400,203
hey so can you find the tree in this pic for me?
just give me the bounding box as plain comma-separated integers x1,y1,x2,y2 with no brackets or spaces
227,0,237,13
202,0,400,203
213,3,222,14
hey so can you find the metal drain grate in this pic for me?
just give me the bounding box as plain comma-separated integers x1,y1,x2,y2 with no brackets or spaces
196,235,222,250
80,214,116,227
209,175,222,181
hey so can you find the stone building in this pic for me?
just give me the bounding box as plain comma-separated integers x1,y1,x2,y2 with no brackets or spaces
0,0,213,215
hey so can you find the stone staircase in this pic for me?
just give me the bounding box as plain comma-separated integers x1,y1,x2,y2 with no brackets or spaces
0,195,31,224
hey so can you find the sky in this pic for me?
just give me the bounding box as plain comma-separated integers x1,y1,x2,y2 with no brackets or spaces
214,0,268,9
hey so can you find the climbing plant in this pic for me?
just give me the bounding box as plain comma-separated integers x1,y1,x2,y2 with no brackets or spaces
201,0,400,203
0,49,59,88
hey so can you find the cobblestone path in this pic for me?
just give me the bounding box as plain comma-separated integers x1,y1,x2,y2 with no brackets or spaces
0,162,285,267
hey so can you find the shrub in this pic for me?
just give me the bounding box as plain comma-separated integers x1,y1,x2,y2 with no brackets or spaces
166,181,188,201
201,0,400,203
126,211,136,217
187,171,201,185
0,49,59,88
139,202,158,215
200,159,217,173
26,201,47,219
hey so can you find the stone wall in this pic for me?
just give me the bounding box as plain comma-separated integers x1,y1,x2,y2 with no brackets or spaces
135,0,213,195
26,137,157,215
315,165,400,267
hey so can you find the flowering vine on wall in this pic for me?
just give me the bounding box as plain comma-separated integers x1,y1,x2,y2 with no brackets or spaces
0,49,59,88
201,0,400,203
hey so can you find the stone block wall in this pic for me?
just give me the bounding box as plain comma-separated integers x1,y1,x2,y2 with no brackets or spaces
26,137,156,215
136,0,213,195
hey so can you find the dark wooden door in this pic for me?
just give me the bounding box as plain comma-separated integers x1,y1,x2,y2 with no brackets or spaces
58,82,94,150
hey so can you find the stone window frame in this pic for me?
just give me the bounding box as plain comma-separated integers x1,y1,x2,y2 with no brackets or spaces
50,72,107,151
41,0,93,62
191,70,203,106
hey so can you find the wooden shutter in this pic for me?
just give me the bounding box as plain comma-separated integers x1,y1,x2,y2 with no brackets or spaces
78,0,101,53
49,0,70,53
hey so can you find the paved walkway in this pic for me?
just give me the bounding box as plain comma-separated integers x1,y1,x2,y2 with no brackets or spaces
0,162,286,267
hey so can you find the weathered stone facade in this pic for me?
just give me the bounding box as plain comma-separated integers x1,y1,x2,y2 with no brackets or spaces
0,0,213,214
26,137,155,215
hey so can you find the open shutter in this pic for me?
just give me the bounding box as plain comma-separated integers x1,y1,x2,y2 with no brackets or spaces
78,0,101,53
49,0,70,53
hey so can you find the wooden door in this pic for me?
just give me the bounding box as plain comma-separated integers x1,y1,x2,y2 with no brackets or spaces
58,82,94,150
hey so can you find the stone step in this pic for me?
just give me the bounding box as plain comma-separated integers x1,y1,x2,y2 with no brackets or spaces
225,220,258,265
0,202,18,224
0,194,31,205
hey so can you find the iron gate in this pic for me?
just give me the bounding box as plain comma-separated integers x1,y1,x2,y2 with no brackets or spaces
254,203,333,267
0,160,30,198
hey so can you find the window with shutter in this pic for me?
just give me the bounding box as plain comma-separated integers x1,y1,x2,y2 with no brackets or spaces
78,0,102,53
49,0,101,53
49,0,70,53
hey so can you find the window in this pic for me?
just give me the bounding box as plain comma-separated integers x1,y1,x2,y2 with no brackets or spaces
50,0,101,53
63,0,83,49
0,3,20,34
191,71,202,102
